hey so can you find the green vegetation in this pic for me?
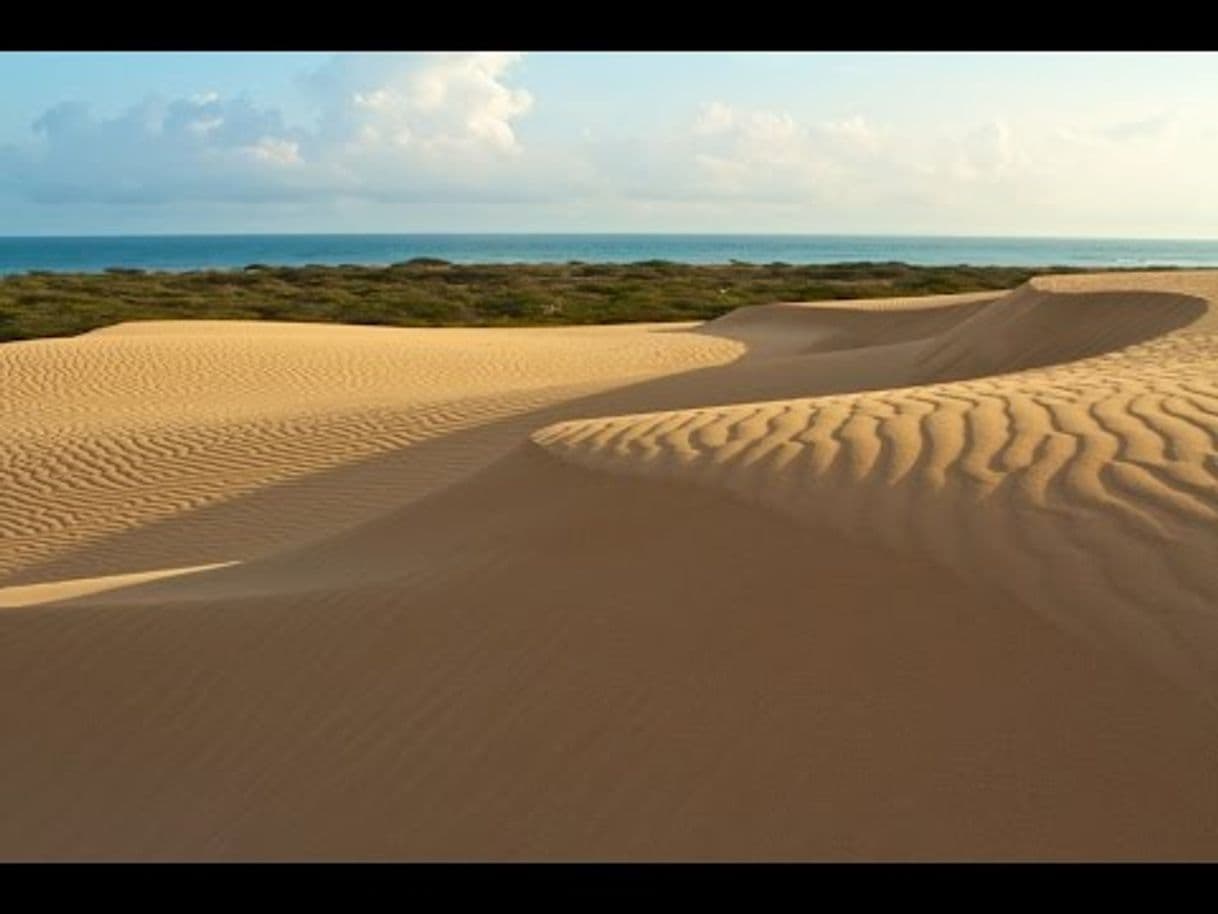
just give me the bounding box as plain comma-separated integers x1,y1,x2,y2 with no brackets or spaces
0,260,1172,343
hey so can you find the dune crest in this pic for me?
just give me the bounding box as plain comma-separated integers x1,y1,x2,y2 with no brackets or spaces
535,273,1218,695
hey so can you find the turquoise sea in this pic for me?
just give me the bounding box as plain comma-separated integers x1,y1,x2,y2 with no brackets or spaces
3,234,1218,275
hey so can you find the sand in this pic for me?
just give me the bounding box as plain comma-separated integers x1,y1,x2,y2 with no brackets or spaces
1,272,1217,859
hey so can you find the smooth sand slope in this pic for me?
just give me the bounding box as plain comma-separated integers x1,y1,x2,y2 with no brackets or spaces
1,273,1217,859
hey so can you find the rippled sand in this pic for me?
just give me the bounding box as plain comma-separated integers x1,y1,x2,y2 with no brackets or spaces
2,272,1217,859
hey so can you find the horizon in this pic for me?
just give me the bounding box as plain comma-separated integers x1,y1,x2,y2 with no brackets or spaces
5,230,1218,243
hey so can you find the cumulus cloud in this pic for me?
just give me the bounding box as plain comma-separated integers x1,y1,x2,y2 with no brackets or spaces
7,52,537,206
304,51,533,162
674,103,892,202
820,115,882,152
947,119,1024,183
678,103,1083,215
11,94,306,204
567,103,899,211
692,101,737,136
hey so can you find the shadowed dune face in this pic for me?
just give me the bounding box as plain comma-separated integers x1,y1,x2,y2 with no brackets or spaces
2,272,1218,859
696,291,1001,357
916,282,1209,381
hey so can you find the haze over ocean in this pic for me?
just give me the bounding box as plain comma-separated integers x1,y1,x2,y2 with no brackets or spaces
4,234,1218,275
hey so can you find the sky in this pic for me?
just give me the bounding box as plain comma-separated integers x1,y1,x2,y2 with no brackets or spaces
1,51,1217,238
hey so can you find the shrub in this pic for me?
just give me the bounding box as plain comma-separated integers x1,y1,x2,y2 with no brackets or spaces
0,260,1150,343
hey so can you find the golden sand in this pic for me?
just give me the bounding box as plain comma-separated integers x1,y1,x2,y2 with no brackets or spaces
1,272,1216,859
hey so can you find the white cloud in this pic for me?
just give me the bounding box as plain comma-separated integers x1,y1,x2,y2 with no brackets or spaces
7,52,537,206
10,94,304,204
948,119,1023,183
244,137,302,166
593,100,1216,237
675,104,885,202
821,115,881,153
337,52,533,157
693,101,736,135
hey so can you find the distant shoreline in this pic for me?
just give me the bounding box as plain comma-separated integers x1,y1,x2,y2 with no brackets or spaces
1,259,1196,343
6,233,1218,276
13,258,1201,278
5,258,1207,279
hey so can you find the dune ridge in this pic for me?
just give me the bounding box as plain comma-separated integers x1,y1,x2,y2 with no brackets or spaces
534,273,1218,696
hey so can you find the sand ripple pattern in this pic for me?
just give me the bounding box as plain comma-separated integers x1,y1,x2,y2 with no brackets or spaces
535,276,1218,695
1,321,741,582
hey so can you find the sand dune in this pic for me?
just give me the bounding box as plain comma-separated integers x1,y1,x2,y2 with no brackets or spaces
536,274,1218,696
2,274,1217,859
0,320,740,583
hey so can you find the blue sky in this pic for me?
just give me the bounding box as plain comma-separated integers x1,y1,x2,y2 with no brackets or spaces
1,52,1216,237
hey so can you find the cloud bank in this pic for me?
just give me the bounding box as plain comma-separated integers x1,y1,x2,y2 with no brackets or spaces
4,53,540,207
3,52,1217,236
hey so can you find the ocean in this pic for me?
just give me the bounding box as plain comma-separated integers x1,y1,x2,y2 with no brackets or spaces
3,234,1218,275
